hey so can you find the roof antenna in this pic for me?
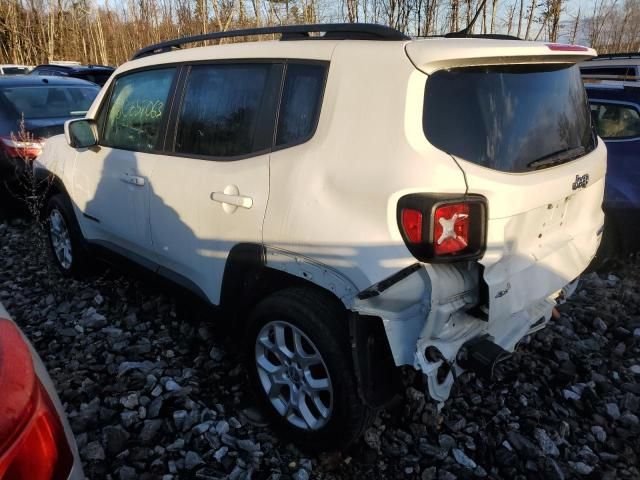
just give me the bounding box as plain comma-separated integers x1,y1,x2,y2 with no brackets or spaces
447,0,487,37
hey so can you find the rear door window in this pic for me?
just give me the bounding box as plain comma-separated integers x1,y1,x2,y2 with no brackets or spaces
590,102,640,139
423,64,596,173
175,64,278,158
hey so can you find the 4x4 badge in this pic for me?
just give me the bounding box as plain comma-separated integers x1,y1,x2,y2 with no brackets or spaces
572,174,589,190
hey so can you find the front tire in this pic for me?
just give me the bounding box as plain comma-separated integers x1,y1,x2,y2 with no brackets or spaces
45,194,92,278
245,287,374,452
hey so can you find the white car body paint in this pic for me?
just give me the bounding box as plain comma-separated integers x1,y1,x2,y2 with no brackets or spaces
36,36,605,404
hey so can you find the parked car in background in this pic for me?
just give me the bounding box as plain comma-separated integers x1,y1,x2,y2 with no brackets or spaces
0,76,99,186
36,24,606,450
585,79,640,259
31,63,115,86
0,302,83,479
580,53,640,82
0,65,31,75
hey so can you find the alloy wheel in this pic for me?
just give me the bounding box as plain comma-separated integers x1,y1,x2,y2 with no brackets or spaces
255,320,333,430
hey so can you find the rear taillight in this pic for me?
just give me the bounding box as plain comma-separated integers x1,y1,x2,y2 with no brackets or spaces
401,209,423,244
0,136,44,159
397,194,486,262
0,319,73,480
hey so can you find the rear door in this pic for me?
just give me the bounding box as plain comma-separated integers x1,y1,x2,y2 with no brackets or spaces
148,63,281,303
421,62,606,322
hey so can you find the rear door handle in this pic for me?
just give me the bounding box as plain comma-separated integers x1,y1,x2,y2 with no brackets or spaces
210,185,253,213
120,173,145,186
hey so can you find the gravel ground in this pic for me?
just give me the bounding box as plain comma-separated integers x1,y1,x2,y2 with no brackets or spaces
1,217,639,480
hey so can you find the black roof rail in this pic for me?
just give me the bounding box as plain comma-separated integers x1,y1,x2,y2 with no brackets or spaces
444,33,521,40
131,23,410,60
586,52,640,61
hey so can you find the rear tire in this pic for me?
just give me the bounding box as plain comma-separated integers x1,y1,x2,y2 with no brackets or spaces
245,287,374,452
45,194,93,278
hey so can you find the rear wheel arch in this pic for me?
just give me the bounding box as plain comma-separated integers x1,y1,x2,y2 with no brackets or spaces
220,244,400,408
220,244,366,316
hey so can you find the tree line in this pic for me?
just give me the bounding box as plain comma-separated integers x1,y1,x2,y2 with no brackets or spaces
0,0,639,67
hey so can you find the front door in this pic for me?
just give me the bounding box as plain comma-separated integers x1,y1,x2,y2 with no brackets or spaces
72,67,176,261
149,63,280,303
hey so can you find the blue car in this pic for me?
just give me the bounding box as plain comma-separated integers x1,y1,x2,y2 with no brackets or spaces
586,81,640,258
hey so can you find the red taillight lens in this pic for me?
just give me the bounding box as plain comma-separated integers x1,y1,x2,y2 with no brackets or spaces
433,203,470,255
0,136,44,159
0,319,73,480
401,208,423,244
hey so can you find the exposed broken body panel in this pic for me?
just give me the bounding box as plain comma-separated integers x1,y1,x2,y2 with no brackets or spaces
353,261,580,405
351,141,605,404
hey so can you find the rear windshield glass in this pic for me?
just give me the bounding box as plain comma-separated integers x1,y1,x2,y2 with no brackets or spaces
74,72,112,86
2,67,30,75
423,64,596,173
1,85,98,119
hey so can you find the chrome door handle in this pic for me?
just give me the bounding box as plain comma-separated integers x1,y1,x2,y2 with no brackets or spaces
210,185,253,213
120,173,145,186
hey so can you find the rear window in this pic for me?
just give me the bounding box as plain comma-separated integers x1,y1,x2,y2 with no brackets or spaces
423,64,596,173
73,72,112,86
2,67,29,75
0,85,99,119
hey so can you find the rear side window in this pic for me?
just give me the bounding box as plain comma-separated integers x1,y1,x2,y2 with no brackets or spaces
276,63,326,146
591,102,640,139
102,68,175,152
175,64,272,158
424,64,596,173
581,66,637,79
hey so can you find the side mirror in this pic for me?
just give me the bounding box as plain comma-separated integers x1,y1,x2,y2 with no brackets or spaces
64,119,98,148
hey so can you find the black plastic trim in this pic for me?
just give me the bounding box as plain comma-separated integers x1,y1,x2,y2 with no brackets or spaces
350,313,401,408
357,263,422,299
82,212,100,223
397,193,487,263
219,243,266,309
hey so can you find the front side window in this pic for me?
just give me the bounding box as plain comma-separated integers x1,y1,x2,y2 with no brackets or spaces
175,64,272,157
591,102,640,139
424,64,596,173
276,63,326,146
102,68,174,152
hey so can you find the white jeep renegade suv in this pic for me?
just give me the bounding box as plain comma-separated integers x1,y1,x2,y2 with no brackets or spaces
35,24,606,450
